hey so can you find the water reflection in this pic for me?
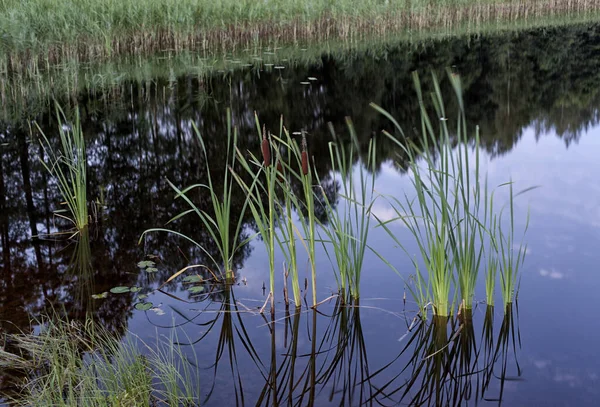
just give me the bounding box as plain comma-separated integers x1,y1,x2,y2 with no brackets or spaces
0,21,598,405
154,295,522,406
368,305,522,406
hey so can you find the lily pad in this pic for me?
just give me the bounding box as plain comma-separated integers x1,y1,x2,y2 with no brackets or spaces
130,286,142,293
182,275,203,283
137,260,156,268
137,294,148,300
145,267,158,273
188,286,205,294
110,286,130,294
91,292,108,299
135,302,154,311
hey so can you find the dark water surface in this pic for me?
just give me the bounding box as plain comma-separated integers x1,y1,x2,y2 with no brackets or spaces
2,22,600,406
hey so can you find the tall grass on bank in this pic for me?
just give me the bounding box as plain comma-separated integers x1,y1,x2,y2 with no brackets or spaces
37,105,88,231
0,318,200,406
318,120,377,301
141,109,251,281
2,0,598,65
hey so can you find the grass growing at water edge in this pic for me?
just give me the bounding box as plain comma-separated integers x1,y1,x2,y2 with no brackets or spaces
0,317,200,406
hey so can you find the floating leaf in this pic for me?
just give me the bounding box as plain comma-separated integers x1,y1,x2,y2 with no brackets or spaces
137,294,148,300
137,260,156,268
182,275,203,283
188,286,205,294
91,292,108,299
130,286,142,293
145,267,158,273
135,302,154,311
110,286,130,294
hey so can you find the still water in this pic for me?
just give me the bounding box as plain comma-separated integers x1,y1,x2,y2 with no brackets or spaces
1,22,600,405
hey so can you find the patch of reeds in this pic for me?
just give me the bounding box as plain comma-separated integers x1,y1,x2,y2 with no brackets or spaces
37,105,88,232
140,109,251,281
233,115,280,314
0,317,200,406
1,0,598,67
374,70,531,318
317,120,377,301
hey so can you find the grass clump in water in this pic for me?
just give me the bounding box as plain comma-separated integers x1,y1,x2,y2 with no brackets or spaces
318,120,377,302
37,105,88,232
141,109,251,281
0,317,200,406
374,70,532,318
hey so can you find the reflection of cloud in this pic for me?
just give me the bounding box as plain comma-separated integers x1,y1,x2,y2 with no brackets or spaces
554,373,580,388
539,268,564,279
370,203,402,225
534,360,551,369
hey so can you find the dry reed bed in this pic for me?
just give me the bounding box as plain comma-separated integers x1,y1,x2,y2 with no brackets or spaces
1,0,599,69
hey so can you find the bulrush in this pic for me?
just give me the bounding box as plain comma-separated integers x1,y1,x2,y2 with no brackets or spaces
262,125,271,167
301,131,309,176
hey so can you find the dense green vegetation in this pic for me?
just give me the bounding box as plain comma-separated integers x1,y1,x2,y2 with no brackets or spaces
0,0,597,65
0,317,200,406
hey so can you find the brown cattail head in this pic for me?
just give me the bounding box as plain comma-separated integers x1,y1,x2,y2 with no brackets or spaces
261,126,271,167
301,131,309,176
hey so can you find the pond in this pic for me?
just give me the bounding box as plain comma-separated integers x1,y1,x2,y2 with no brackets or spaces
1,21,600,406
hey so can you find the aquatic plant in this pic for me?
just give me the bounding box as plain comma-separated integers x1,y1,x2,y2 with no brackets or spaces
272,128,319,308
498,181,532,306
141,109,251,281
317,120,377,301
374,70,530,317
37,105,88,232
0,317,200,406
373,73,457,318
232,115,279,314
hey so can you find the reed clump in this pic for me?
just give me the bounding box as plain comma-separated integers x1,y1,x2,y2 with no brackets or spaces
37,106,89,232
374,70,532,318
140,109,250,281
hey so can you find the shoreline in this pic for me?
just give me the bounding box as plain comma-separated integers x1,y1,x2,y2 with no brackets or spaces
1,0,599,66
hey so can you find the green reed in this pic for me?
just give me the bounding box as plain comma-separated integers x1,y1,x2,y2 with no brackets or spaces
37,105,88,231
374,73,456,317
485,193,500,306
272,128,318,307
141,109,250,281
316,119,376,301
374,70,517,317
498,181,532,306
232,115,279,314
272,127,307,308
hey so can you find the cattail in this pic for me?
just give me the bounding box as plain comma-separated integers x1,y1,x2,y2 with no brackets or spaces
261,126,271,167
301,131,309,176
